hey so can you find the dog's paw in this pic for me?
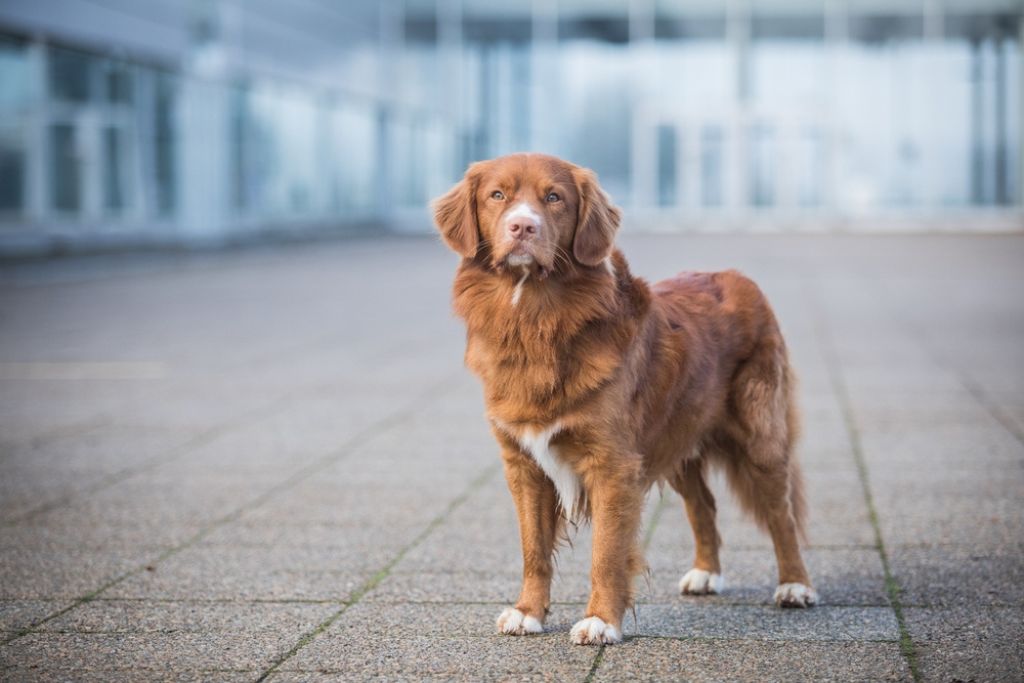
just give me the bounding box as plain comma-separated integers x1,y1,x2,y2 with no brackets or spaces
496,607,544,635
570,616,622,645
678,568,724,595
774,582,819,608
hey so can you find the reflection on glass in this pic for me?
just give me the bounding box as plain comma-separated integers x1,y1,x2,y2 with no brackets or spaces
657,125,677,207
0,35,28,214
328,103,377,213
700,126,723,208
0,125,25,212
103,126,125,211
154,72,176,216
50,123,81,212
0,34,30,111
797,129,823,207
49,47,93,103
105,63,133,105
750,124,774,207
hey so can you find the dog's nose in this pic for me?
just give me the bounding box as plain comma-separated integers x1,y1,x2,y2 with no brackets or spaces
508,220,538,238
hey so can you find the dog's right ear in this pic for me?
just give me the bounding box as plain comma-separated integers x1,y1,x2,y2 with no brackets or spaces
432,168,481,259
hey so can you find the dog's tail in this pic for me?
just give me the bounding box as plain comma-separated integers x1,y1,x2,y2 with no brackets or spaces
721,338,808,546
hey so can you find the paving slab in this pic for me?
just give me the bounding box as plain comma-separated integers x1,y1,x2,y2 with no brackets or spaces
105,545,377,602
365,569,594,605
904,606,1024,682
592,639,912,682
0,669,256,683
0,546,151,600
623,603,900,641
38,600,336,634
0,632,282,674
279,633,595,678
887,546,1024,607
0,601,72,634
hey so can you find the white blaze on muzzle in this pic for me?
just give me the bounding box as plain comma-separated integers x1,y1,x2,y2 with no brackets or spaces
504,202,544,232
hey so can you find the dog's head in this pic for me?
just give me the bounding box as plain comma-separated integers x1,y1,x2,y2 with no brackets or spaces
431,154,621,275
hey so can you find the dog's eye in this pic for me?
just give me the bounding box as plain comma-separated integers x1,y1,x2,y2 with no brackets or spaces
491,190,505,201
546,192,560,203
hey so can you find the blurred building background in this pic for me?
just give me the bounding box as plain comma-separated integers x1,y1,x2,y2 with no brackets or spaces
0,0,1021,255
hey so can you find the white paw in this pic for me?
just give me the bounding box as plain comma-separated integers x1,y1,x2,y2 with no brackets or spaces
774,582,819,608
678,568,724,595
570,616,622,645
496,607,544,635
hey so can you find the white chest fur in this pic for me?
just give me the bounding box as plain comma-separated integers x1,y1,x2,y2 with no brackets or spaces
496,420,581,520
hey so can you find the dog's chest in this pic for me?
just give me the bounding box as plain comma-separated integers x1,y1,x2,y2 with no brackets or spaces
498,420,581,519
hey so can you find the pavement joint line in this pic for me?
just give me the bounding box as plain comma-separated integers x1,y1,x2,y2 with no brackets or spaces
253,462,502,682
0,376,460,647
810,293,922,683
583,645,606,683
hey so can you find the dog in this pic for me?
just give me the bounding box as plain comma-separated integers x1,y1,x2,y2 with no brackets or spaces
432,153,816,645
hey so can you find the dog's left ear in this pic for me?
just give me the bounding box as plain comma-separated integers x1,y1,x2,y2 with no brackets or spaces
431,167,481,259
572,167,621,267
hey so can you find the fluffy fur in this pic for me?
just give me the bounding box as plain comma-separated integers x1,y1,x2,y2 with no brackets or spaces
432,153,816,645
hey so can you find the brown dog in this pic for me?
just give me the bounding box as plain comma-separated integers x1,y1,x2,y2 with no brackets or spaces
432,153,816,645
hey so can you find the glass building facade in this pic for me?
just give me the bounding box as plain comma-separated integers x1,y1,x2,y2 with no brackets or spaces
0,0,1021,254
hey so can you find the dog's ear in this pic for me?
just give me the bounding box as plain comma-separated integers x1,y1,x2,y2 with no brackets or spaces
572,167,621,267
432,167,481,259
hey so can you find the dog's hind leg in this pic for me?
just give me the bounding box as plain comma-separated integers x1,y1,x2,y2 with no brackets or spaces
723,344,817,607
669,458,724,595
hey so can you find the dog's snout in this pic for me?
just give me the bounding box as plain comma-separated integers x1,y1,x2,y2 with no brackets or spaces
504,203,543,241
508,220,538,238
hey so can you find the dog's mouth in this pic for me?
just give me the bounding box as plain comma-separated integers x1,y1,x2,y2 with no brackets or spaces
499,245,553,278
505,250,534,267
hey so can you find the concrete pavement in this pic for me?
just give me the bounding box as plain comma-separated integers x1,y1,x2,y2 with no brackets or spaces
0,233,1021,681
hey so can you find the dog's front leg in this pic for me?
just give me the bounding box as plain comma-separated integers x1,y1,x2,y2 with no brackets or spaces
496,445,561,636
572,456,645,645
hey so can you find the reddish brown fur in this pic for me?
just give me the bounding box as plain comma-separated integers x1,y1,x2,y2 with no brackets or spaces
433,153,814,641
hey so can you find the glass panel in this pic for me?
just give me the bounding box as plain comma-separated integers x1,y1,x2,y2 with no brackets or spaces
700,125,723,207
103,126,125,211
838,19,928,209
657,124,677,207
796,128,823,207
749,124,774,207
390,115,414,207
49,123,81,212
233,83,320,217
230,85,248,211
558,42,632,201
328,102,377,213
154,72,176,216
105,62,133,105
0,34,30,111
0,36,29,214
0,125,25,212
49,46,94,103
